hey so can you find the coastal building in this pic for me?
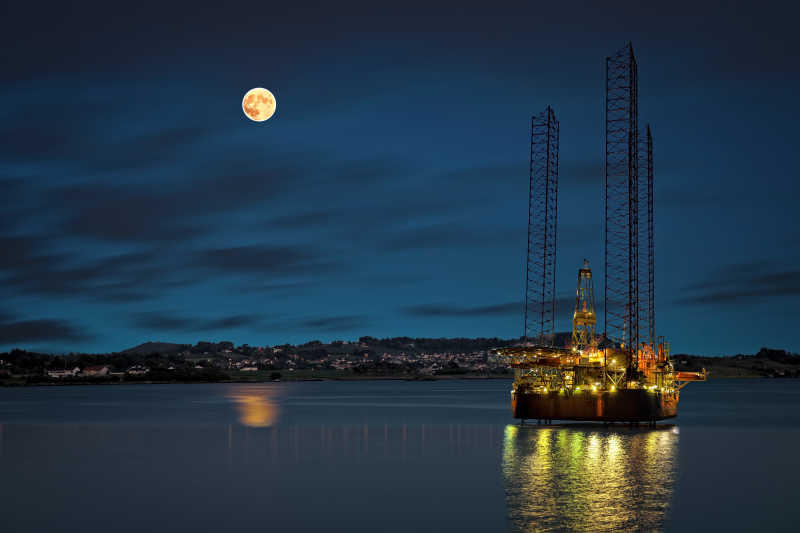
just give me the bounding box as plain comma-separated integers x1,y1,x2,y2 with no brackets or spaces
48,367,80,378
81,365,110,377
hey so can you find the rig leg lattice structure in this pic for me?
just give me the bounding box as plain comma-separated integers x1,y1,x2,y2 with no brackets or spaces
524,106,559,345
605,43,639,380
639,125,655,349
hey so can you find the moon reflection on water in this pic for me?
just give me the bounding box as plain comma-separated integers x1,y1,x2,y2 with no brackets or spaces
226,385,281,428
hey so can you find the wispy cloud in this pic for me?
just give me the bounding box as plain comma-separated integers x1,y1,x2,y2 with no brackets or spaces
676,262,800,306
132,312,262,332
299,315,367,332
404,301,521,317
193,244,340,277
561,160,602,186
0,316,92,344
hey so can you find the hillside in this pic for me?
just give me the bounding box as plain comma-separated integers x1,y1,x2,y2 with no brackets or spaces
674,348,800,378
121,342,189,355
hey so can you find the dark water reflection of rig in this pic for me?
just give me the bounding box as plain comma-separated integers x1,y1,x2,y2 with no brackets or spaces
502,425,678,532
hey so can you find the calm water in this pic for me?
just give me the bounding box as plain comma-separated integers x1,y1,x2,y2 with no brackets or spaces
1,379,799,532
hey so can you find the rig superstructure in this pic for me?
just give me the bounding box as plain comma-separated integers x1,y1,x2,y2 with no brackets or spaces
494,44,705,425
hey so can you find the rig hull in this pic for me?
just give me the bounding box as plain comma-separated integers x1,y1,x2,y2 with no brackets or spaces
512,388,678,422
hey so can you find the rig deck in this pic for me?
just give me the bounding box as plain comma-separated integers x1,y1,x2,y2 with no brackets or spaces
493,344,705,423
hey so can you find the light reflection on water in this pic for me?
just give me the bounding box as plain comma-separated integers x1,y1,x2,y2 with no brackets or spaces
221,422,503,460
225,385,282,428
503,425,678,532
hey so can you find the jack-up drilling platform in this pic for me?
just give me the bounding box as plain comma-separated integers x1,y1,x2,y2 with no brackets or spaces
493,44,705,424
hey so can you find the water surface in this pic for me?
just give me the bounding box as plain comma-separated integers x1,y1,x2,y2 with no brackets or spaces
1,379,798,531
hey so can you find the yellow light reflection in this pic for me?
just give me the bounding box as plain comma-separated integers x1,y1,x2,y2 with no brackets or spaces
502,425,678,532
226,385,281,428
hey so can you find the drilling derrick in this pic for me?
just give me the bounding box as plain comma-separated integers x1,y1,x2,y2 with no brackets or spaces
605,43,639,381
524,106,559,345
571,260,596,351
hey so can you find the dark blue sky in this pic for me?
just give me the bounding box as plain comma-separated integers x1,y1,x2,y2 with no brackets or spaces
1,1,798,355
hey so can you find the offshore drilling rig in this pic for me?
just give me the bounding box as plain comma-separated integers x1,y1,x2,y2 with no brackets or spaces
494,43,705,425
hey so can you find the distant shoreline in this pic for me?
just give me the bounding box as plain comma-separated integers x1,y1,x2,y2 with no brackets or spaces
0,371,514,387
3,343,797,386
2,373,794,388
1,375,508,387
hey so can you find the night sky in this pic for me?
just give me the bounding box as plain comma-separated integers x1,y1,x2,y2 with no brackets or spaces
1,2,798,355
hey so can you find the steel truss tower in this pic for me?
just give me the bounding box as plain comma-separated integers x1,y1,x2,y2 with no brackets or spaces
604,43,639,377
524,106,559,345
639,125,655,349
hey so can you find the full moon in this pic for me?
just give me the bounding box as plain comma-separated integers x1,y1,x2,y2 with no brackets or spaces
242,87,276,122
